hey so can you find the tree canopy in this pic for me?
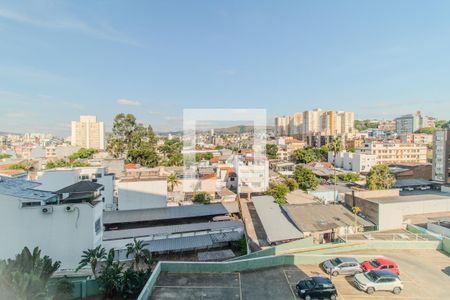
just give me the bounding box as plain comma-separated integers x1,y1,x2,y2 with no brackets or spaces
266,144,278,160
69,148,98,160
192,192,212,204
0,247,61,300
267,182,290,204
293,165,319,191
107,113,159,167
366,164,396,190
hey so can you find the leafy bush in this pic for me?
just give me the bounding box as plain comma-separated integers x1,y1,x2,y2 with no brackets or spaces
267,183,290,204
293,165,318,191
192,192,212,204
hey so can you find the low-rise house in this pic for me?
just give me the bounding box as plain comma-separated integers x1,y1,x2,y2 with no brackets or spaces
282,204,373,244
0,176,103,269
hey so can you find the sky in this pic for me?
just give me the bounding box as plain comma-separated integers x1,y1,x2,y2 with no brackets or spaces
1,0,450,136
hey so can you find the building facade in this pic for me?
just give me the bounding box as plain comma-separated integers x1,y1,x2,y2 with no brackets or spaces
71,115,105,150
432,128,450,183
356,141,427,165
274,108,355,146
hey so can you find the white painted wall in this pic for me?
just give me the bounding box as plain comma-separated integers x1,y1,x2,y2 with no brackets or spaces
378,198,450,230
0,195,103,269
35,167,115,210
117,180,167,210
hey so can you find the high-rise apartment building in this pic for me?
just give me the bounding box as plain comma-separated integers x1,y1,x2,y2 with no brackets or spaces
274,108,355,146
71,115,105,150
395,111,435,135
432,127,450,183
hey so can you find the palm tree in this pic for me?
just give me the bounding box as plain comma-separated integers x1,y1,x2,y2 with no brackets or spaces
76,245,106,278
126,238,152,271
329,138,343,201
0,247,61,300
166,173,180,193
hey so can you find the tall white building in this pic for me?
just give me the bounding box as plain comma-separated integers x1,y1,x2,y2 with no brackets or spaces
0,176,104,269
432,128,450,183
71,115,105,150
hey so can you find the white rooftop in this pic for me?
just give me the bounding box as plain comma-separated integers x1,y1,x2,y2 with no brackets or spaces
0,176,56,201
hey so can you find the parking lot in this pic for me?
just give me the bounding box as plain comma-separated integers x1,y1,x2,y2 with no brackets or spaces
150,249,450,300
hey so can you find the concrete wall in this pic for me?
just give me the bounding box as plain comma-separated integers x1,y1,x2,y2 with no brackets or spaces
427,223,450,238
344,193,379,225
379,198,450,230
118,180,167,210
0,195,103,269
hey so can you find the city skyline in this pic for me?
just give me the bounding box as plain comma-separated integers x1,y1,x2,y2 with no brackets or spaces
1,1,450,135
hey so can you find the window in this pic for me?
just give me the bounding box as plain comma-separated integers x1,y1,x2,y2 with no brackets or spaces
95,218,102,235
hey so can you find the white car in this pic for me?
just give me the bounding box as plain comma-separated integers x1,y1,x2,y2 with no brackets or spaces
353,270,403,295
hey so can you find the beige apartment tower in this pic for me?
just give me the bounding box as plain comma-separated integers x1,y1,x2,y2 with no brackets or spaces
71,115,105,150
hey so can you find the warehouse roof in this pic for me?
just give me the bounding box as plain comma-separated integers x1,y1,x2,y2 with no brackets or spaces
282,204,374,233
103,203,238,224
252,195,303,243
103,220,244,240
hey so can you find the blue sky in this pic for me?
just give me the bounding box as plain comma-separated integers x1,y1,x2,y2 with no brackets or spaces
0,1,450,135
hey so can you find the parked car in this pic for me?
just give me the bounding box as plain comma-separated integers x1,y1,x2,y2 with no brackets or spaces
360,258,400,275
321,257,363,276
296,276,337,300
353,270,403,294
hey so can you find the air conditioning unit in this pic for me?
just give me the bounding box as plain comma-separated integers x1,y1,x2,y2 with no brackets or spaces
41,206,53,214
65,205,75,212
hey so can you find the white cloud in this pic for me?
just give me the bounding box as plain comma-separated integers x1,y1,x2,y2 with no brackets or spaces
0,7,140,46
116,98,141,106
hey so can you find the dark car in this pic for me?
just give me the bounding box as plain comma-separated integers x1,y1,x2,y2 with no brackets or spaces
296,276,337,300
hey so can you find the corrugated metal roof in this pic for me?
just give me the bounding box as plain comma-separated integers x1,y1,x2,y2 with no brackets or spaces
147,235,213,252
252,195,303,243
103,220,244,240
282,204,374,233
103,203,232,224
210,231,243,243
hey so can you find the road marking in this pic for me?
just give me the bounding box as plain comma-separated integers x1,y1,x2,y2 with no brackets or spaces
238,272,243,300
283,269,297,300
154,285,238,289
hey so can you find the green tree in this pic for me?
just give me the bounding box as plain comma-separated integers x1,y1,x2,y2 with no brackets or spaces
195,152,213,162
192,192,212,204
339,172,361,182
293,165,319,191
282,176,299,191
97,249,123,299
267,182,290,204
125,239,152,272
230,235,248,255
366,164,396,190
76,245,106,278
159,138,183,166
69,148,98,160
329,138,343,188
266,144,278,159
436,120,450,128
46,160,90,169
0,153,11,159
107,113,159,167
0,247,61,300
415,127,436,134
166,173,181,193
293,148,320,164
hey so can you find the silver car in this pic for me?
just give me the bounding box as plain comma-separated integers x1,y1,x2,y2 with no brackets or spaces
321,257,362,276
353,270,403,294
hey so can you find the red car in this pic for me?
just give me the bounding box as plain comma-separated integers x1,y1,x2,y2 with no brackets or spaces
360,258,400,275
